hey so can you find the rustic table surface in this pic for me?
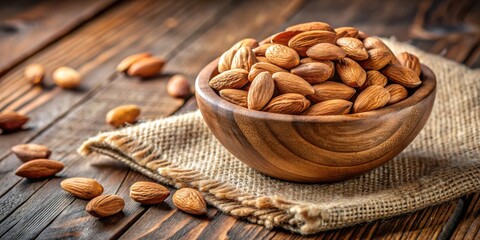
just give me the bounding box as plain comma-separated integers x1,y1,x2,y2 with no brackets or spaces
0,0,479,239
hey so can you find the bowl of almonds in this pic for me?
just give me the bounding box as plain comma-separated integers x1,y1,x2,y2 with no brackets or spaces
195,22,436,183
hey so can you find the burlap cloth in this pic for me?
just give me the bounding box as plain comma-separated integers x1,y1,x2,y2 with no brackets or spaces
79,39,480,235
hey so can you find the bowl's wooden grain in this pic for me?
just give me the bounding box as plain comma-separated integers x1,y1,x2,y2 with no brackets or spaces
195,59,436,183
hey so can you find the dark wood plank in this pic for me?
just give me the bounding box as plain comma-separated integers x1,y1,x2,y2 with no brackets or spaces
0,0,116,75
451,194,480,240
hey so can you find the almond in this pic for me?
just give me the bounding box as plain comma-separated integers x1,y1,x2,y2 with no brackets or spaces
271,30,303,45
308,81,356,103
255,56,270,63
248,72,275,110
353,85,390,113
286,22,334,32
219,89,248,107
306,43,346,60
15,159,64,179
397,52,421,76
336,37,368,61
299,58,320,64
53,67,81,89
382,64,422,88
290,62,333,84
360,70,388,90
0,112,29,132
358,31,369,40
127,57,165,77
11,143,51,162
385,84,408,105
167,74,191,99
263,93,310,115
248,62,287,81
209,69,249,90
116,53,151,72
25,64,45,85
288,30,336,56
335,58,366,87
230,38,259,50
265,44,300,69
253,44,272,56
272,72,314,95
172,188,207,215
334,27,359,38
61,177,104,199
363,37,399,64
298,59,335,78
218,48,237,72
86,194,125,218
358,48,392,70
259,35,274,45
231,46,257,71
130,181,170,205
303,99,352,116
106,105,141,128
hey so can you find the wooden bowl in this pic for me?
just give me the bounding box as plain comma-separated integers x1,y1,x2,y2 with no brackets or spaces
195,59,436,183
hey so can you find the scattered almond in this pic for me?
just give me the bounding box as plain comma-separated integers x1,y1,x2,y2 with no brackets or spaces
106,105,141,128
385,84,408,105
127,57,165,78
86,194,125,218
219,89,248,107
265,44,300,69
15,159,64,179
0,112,29,132
272,72,314,95
116,53,152,72
25,64,45,85
308,81,356,103
353,85,390,113
130,181,170,205
303,99,353,116
209,69,249,90
61,177,104,199
263,93,310,115
53,67,81,89
167,74,192,99
11,143,51,162
173,188,207,215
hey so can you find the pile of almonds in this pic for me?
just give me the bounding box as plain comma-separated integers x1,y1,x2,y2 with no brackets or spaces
211,22,423,115
11,143,207,218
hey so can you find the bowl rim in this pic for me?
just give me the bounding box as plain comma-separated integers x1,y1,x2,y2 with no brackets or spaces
195,58,436,123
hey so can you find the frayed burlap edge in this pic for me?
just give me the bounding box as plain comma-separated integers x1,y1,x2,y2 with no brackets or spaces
78,127,480,235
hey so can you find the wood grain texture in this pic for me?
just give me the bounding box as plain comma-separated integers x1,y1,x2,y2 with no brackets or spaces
0,0,116,75
196,59,436,182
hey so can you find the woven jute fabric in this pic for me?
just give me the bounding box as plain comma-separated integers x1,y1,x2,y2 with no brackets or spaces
79,39,480,235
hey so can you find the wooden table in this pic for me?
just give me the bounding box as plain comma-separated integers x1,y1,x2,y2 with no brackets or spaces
0,0,479,239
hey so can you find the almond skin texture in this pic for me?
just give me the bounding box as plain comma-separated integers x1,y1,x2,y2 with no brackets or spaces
361,70,388,90
248,72,275,110
86,194,125,218
306,43,346,61
53,67,81,89
253,44,272,56
363,37,400,64
15,159,64,179
270,30,303,45
127,57,165,77
353,85,391,113
336,37,368,61
334,27,359,38
397,52,421,76
335,58,366,87
385,84,408,105
219,89,248,108
25,64,45,85
61,177,104,199
288,30,337,56
106,105,141,128
130,181,170,205
272,72,314,95
290,62,333,84
382,64,422,88
11,143,51,162
358,48,393,70
286,21,334,32
167,74,191,99
231,46,257,71
263,93,310,115
209,69,249,90
303,99,353,116
173,188,207,215
116,53,151,72
218,48,237,72
0,112,29,132
308,81,356,103
265,44,300,69
248,62,287,81
230,38,259,50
